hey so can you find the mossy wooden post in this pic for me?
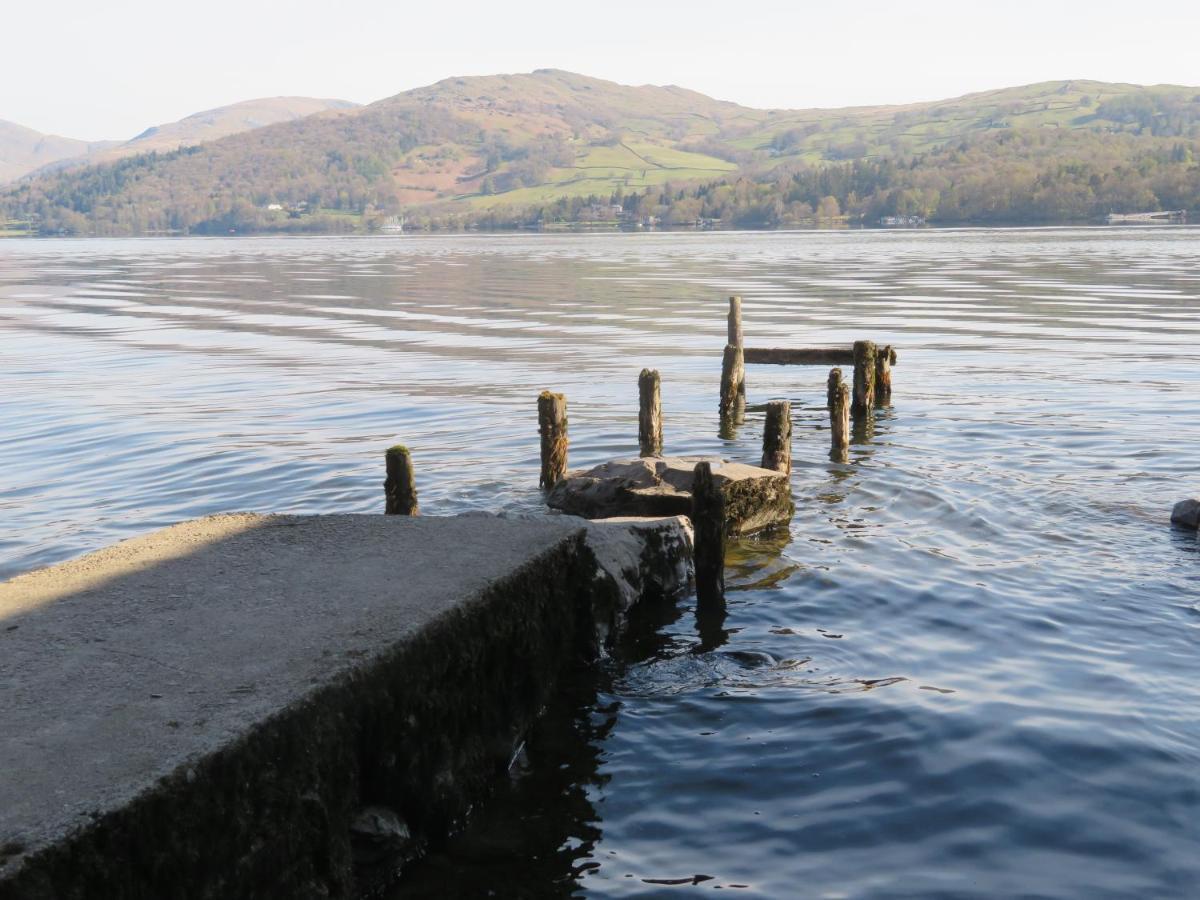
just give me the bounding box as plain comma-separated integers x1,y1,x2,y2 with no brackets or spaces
692,461,726,606
638,368,664,457
875,345,896,404
719,344,744,417
761,400,792,474
827,368,850,456
851,340,877,419
384,445,419,515
538,391,568,489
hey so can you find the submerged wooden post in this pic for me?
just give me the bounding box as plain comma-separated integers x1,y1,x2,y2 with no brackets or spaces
638,368,663,457
719,344,744,416
875,345,896,403
761,400,792,474
851,340,877,419
384,445,420,515
827,368,850,456
538,391,568,489
692,461,725,606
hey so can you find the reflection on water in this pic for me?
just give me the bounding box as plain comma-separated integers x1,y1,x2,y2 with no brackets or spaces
2,229,1199,897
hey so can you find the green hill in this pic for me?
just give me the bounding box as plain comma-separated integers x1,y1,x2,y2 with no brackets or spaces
4,71,1200,233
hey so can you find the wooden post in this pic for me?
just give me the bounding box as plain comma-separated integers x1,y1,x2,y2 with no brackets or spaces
761,400,792,474
719,344,744,417
384,445,419,515
728,297,746,396
827,368,850,456
851,340,877,419
638,368,663,457
538,391,568,489
875,345,896,403
692,461,725,606
727,295,744,344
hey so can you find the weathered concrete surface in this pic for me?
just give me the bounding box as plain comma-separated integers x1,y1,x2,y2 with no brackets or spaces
459,511,695,649
546,456,793,535
1171,498,1200,529
583,516,694,646
0,512,676,899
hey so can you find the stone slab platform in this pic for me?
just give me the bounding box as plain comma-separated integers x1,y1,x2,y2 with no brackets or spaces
546,456,794,535
0,513,631,898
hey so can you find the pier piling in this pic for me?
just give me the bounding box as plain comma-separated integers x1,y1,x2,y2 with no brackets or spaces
828,368,850,457
761,400,792,474
875,345,896,404
384,445,420,515
719,344,745,417
692,461,726,605
538,391,569,489
727,296,744,358
851,340,878,419
638,369,664,457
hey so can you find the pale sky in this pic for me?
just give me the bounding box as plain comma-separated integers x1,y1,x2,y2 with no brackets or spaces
5,0,1200,140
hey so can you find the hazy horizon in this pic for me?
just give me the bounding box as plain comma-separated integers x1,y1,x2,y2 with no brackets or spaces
4,0,1200,140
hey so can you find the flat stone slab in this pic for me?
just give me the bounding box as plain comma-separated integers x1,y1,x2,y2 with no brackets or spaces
546,456,793,535
1171,498,1200,529
0,513,610,897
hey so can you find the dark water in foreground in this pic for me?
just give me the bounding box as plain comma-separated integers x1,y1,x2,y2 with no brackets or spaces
1,230,1198,897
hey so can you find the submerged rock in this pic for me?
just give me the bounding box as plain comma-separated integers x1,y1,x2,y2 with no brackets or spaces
1171,498,1200,529
546,456,793,535
349,806,413,866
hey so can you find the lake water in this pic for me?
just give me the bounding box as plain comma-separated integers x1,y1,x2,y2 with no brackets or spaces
1,229,1197,897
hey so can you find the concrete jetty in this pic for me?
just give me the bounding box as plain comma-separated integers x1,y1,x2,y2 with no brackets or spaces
0,512,691,898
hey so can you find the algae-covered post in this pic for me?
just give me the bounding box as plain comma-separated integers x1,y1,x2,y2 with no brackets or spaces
692,460,726,605
851,340,878,419
828,368,850,456
538,391,569,489
727,295,744,356
761,400,792,474
384,445,420,515
638,368,663,457
719,344,745,417
876,345,896,403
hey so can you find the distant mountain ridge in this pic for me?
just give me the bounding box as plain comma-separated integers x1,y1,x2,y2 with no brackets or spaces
4,71,1200,232
0,97,358,183
0,121,116,184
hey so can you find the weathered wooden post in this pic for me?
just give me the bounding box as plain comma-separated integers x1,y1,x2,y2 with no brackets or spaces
851,340,877,419
692,461,726,605
729,296,746,397
728,295,744,347
875,345,896,404
719,344,744,417
761,400,792,474
638,368,663,457
827,368,850,456
384,445,419,515
538,391,568,489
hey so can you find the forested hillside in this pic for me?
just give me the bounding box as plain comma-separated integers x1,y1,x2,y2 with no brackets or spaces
3,72,1200,234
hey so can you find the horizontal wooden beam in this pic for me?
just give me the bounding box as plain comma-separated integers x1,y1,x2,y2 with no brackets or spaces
744,346,899,367
744,347,853,366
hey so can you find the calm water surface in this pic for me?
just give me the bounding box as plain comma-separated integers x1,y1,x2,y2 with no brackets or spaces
1,230,1197,897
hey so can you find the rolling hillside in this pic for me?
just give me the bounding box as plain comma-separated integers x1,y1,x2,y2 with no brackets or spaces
4,71,1200,233
0,121,116,184
101,96,360,161
0,97,358,185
